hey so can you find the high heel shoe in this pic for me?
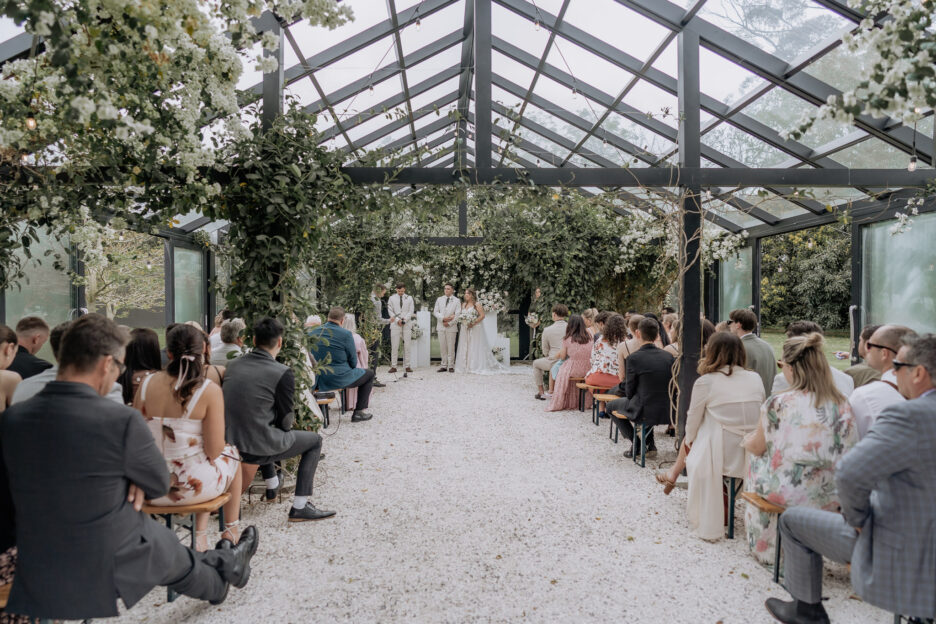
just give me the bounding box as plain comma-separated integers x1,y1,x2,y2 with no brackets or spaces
655,472,676,495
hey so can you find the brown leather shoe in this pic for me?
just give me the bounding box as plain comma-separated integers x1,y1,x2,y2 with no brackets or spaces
437,367,448,372
387,367,398,374
405,367,413,373
448,368,455,373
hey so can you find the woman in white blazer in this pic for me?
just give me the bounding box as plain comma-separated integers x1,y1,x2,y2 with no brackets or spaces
657,332,764,541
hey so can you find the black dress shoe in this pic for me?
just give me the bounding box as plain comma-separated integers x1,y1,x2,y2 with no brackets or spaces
215,525,259,589
373,380,386,388
764,597,830,624
437,367,448,372
624,446,640,459
351,411,373,422
448,368,454,373
288,503,337,522
263,480,281,502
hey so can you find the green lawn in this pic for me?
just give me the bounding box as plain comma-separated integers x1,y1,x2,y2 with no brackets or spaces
761,329,852,371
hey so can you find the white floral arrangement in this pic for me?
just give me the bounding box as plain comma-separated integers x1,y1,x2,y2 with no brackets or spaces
455,308,479,326
476,289,507,313
492,346,506,363
410,321,423,340
525,312,540,328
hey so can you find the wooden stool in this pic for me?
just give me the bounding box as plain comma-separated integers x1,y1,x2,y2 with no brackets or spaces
611,410,648,467
339,388,349,414
318,396,336,428
569,378,585,410
143,493,232,602
592,393,618,430
740,491,786,583
723,476,744,539
585,387,612,425
0,583,10,610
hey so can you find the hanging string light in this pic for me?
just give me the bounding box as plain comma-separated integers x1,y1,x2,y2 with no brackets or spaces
533,19,540,31
25,116,37,131
415,17,421,30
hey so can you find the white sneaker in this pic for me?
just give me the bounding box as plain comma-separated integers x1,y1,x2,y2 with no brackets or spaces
543,392,553,398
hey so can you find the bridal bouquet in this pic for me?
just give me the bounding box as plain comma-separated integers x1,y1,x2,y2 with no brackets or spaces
476,289,507,313
525,312,540,328
410,321,423,340
455,308,479,326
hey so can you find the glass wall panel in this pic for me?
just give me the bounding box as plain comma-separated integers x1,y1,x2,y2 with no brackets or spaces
4,229,73,362
719,245,753,317
863,212,936,333
173,246,206,326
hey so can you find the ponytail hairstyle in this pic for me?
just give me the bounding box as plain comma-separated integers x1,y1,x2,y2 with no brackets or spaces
0,323,16,347
166,324,206,406
782,332,845,408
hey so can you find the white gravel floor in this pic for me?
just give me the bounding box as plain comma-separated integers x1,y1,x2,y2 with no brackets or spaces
121,366,886,624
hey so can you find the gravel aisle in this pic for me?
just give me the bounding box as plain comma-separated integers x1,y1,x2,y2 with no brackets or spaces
122,367,884,623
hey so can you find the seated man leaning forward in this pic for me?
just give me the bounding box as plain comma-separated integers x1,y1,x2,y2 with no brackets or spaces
764,332,936,624
307,307,376,423
224,317,335,522
0,314,258,621
533,304,569,400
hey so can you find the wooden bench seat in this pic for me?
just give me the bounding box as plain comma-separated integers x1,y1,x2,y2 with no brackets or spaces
0,582,10,609
611,410,652,467
317,396,336,428
740,491,786,583
592,393,619,428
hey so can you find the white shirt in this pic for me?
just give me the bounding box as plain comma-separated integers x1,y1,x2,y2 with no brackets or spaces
848,369,905,439
773,365,855,398
11,366,124,405
209,332,223,351
433,295,461,332
210,342,243,367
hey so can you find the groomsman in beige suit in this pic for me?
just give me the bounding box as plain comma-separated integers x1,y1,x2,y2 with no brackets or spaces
534,304,569,400
433,283,460,372
388,282,415,373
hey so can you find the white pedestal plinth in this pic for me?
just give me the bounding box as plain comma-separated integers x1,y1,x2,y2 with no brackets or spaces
412,310,431,368
482,314,498,345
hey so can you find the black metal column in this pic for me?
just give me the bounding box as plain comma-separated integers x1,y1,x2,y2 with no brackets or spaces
850,223,863,362
518,293,531,359
164,239,174,326
262,17,284,131
751,237,762,333
677,28,701,441
473,0,492,172
705,261,719,323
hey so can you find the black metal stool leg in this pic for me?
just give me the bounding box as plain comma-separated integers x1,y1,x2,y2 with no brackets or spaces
773,516,782,584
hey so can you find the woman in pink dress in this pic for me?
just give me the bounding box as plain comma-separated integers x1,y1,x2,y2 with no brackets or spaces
547,315,593,411
343,313,369,411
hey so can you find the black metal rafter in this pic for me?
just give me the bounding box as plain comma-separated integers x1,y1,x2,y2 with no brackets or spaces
385,0,421,162
455,0,475,169
474,0,493,170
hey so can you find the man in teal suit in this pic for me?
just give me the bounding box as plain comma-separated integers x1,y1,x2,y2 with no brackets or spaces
307,307,375,423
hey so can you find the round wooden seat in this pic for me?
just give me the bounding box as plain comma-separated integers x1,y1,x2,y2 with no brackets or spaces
143,492,231,516
0,583,11,609
593,393,618,403
575,382,589,390
317,397,336,405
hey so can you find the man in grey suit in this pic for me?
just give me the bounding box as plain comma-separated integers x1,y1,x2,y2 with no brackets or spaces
224,317,335,521
765,332,936,624
533,304,568,400
0,314,257,620
729,308,776,397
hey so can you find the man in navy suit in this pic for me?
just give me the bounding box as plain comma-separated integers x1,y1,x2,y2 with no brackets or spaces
307,307,375,423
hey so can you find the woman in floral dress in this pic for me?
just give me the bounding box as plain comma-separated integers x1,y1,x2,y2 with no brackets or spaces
134,324,243,551
742,332,857,568
547,315,593,411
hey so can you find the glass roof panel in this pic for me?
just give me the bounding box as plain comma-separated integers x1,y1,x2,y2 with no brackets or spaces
726,190,810,220
699,48,769,106
400,0,464,57
530,74,605,126
344,110,398,142
801,187,868,206
284,1,390,69
524,101,587,143
311,35,397,94
830,137,915,169
493,51,536,94
413,107,457,130
407,77,459,117
492,84,524,110
369,125,414,151
697,0,854,63
562,0,672,62
404,44,461,85
492,2,550,59
583,135,640,167
0,16,23,42
545,35,635,99
738,86,854,150
326,73,403,120
623,79,679,127
600,112,676,158
236,41,264,91
707,199,763,229
515,125,568,156
650,37,678,78
703,123,789,167
803,43,870,93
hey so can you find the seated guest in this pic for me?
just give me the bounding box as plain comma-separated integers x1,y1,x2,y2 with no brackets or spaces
844,324,882,388
729,308,776,397
586,314,626,392
533,305,569,400
849,324,916,439
0,324,20,410
133,325,244,551
657,333,764,540
307,308,376,423
607,317,674,459
210,318,246,367
12,321,123,405
764,333,936,624
160,322,179,368
714,320,730,333
617,314,644,378
643,312,669,348
0,314,257,619
8,317,53,380
663,318,680,357
208,309,234,352
224,317,335,520
592,310,612,342
742,332,857,568
118,328,162,405
582,308,598,339
771,320,854,398
547,315,593,412
341,313,369,412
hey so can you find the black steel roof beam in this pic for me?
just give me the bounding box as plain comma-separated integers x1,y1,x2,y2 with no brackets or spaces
347,112,456,159
385,0,421,162
319,64,461,141
389,130,458,167
456,0,475,169
497,0,571,166
0,32,36,66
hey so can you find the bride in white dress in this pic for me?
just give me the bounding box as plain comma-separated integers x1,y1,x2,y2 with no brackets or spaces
454,287,506,375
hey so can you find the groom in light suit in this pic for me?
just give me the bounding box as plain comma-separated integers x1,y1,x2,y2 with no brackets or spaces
433,283,460,373
387,282,415,373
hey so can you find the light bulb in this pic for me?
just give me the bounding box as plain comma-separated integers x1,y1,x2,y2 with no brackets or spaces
20,153,28,163
415,17,421,30
908,156,918,172
602,138,608,146
369,84,374,92
118,234,124,242
145,262,153,270
25,116,37,131
534,19,540,31
571,87,578,99
914,107,922,114
536,158,541,165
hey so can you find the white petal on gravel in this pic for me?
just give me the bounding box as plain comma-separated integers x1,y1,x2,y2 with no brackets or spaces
119,366,885,623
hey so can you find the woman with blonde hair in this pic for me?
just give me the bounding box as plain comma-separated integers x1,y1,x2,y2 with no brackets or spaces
742,332,857,567
581,308,598,339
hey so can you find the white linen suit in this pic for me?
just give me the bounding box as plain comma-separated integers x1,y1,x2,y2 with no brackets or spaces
433,294,461,368
387,292,415,368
